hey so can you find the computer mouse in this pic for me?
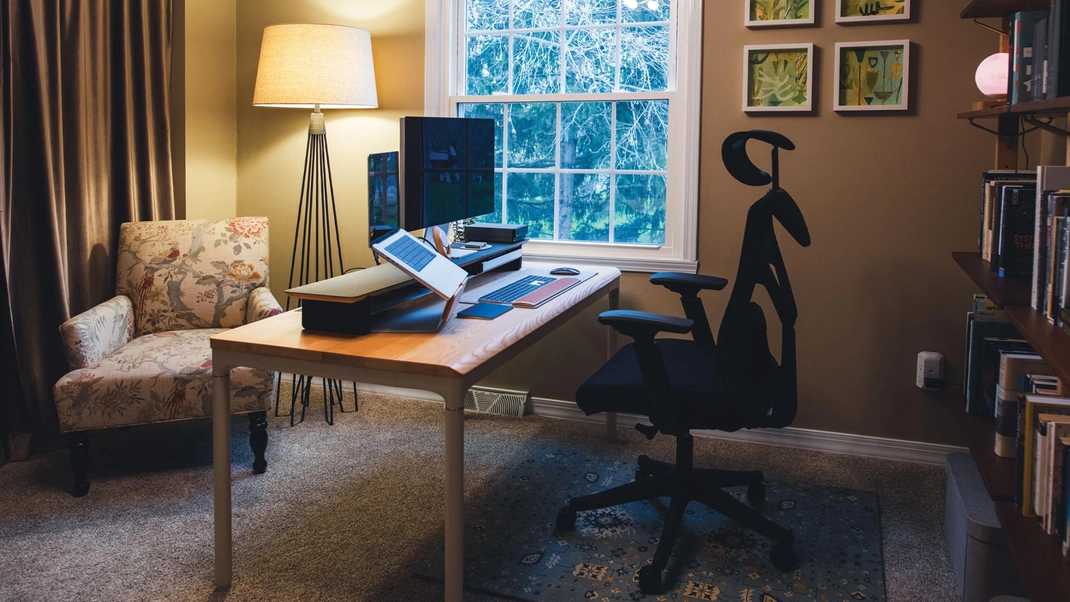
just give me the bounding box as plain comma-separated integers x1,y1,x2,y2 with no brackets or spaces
550,267,580,276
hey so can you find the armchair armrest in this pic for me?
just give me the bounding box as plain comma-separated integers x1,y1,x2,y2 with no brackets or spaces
245,287,283,324
598,310,693,342
58,295,135,369
650,272,728,296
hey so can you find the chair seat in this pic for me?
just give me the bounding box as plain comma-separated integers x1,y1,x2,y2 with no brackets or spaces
53,329,275,432
577,339,751,431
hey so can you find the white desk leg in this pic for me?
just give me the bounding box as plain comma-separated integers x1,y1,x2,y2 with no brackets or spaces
213,365,232,589
606,288,620,441
443,381,466,602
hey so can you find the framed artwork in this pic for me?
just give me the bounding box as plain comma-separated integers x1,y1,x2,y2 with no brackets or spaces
836,0,910,24
743,44,814,113
834,40,910,111
745,0,815,28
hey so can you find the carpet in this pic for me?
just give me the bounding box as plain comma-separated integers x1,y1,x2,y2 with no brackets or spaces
419,445,886,602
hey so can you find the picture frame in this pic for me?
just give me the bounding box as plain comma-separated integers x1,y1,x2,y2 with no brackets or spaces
833,40,910,111
836,0,910,24
743,44,814,113
744,0,815,28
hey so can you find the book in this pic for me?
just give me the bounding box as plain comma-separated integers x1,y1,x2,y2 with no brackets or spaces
1016,395,1070,514
965,312,1019,415
1039,416,1070,533
1034,15,1049,101
982,172,1035,261
1049,0,1070,98
981,338,1035,418
995,353,1053,457
1033,170,1070,312
998,185,1037,277
1010,11,1048,103
1050,214,1070,321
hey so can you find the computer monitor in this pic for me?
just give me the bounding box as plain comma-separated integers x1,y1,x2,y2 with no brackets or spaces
367,117,496,248
368,151,399,247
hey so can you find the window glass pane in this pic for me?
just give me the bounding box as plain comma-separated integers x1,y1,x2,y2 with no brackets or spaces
508,102,557,169
513,31,561,94
565,28,617,94
507,173,556,239
565,0,618,25
466,35,510,95
513,0,561,29
560,102,611,170
615,100,668,171
619,26,668,92
559,173,610,241
615,174,666,244
459,102,504,169
467,0,510,30
473,173,504,224
622,0,670,23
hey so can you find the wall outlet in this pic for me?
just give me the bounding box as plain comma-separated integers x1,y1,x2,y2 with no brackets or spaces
916,351,945,390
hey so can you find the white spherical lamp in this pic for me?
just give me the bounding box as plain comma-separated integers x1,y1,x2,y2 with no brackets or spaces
975,52,1009,98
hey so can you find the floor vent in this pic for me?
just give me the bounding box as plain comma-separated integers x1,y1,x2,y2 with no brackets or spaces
464,387,531,417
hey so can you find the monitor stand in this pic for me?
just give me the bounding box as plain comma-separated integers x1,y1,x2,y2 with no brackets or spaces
369,281,464,333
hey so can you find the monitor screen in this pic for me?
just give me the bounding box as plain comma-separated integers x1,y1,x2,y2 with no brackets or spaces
400,116,495,230
367,151,399,247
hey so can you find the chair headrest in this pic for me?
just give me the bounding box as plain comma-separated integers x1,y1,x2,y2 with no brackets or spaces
721,130,795,187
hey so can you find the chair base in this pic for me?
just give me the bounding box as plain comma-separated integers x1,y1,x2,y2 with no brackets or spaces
556,435,795,594
66,411,271,497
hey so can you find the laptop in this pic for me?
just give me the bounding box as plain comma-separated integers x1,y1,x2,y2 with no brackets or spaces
370,229,469,332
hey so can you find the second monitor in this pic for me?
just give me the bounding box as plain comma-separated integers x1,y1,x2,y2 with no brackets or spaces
368,116,495,247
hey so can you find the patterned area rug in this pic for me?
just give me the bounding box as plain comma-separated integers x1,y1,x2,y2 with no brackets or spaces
419,445,885,602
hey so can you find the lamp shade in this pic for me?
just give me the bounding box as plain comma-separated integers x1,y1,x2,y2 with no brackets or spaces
253,24,378,109
975,52,1009,98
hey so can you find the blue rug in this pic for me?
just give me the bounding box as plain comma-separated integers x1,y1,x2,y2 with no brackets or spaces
419,445,886,602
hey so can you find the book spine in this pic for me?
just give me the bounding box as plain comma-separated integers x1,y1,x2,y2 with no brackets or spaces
1034,178,1048,308
996,390,1020,457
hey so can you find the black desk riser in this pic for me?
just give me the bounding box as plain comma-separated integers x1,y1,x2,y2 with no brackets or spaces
298,240,526,335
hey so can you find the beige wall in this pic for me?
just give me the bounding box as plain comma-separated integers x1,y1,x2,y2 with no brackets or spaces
183,0,238,220
223,1,1040,444
235,0,425,301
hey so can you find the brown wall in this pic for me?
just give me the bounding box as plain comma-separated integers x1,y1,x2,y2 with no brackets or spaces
226,1,1039,444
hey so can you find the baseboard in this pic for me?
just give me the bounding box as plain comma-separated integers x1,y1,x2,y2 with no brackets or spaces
531,397,965,466
283,376,964,466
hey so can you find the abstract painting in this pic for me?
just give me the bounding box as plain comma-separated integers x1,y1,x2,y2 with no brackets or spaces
836,0,910,23
745,0,815,28
834,40,910,111
743,44,814,112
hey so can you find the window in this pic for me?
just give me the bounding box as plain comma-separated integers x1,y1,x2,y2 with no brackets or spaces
426,0,702,272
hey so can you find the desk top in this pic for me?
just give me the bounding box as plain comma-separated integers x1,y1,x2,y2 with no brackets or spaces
211,263,621,380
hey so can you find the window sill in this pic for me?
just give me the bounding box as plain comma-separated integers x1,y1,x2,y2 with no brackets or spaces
523,251,698,274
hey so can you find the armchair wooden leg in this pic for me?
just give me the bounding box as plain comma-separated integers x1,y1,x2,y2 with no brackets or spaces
248,411,268,474
68,433,90,497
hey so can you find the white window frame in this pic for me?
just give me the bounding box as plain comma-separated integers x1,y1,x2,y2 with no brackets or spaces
425,0,701,273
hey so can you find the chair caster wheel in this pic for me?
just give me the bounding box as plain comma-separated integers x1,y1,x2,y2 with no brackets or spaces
770,543,797,571
747,482,767,510
637,564,662,594
634,466,649,481
556,505,577,533
70,482,89,498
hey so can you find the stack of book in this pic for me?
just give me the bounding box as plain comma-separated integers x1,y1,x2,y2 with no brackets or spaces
1013,392,1070,557
1007,3,1070,103
978,171,1036,278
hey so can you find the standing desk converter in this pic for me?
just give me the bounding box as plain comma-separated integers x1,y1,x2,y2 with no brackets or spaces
209,264,622,601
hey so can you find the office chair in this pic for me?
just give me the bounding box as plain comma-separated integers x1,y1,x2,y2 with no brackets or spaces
555,130,811,594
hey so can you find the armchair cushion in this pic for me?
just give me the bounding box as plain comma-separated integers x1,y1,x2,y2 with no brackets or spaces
58,295,136,370
52,329,274,432
246,286,283,323
116,217,270,336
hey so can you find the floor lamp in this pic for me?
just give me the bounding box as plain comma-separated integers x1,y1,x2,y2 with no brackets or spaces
253,23,378,424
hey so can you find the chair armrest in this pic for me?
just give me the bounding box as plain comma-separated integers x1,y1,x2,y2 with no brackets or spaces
598,310,693,342
245,287,283,324
649,272,728,296
58,295,135,369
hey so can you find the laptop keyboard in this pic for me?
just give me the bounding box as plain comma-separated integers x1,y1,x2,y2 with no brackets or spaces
479,275,558,304
385,236,436,271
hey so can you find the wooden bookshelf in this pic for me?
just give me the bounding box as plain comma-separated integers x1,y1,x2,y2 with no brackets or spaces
959,96,1070,120
995,501,1070,601
961,0,1052,19
1004,305,1070,384
952,251,1033,307
952,398,1018,499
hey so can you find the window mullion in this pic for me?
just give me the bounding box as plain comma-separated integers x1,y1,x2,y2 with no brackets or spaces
553,102,561,241
502,102,510,223
609,101,617,244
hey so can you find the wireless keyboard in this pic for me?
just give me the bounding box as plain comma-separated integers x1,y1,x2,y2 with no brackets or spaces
479,274,558,304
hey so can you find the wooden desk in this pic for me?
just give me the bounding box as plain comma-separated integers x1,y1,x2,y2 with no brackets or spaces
209,264,622,601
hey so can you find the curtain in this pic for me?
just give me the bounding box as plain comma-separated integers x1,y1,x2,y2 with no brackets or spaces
1,0,174,458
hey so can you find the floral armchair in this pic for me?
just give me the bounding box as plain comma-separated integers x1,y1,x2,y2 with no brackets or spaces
53,218,282,496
